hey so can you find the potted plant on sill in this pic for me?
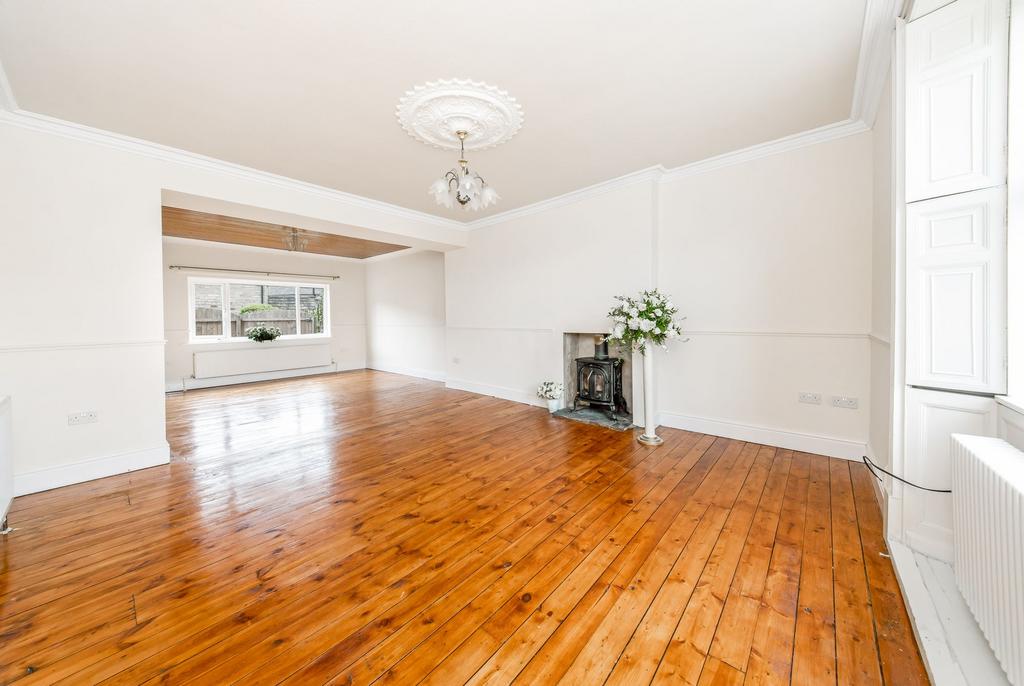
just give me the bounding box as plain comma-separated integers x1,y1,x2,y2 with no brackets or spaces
605,289,686,445
537,381,564,413
246,325,283,343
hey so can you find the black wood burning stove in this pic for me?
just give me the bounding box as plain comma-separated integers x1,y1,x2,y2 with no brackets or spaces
573,339,629,419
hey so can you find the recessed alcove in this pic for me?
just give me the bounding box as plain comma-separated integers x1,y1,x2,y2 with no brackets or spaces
560,332,634,429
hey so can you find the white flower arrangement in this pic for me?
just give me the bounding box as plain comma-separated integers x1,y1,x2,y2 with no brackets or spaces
246,325,283,342
605,289,686,353
537,381,564,400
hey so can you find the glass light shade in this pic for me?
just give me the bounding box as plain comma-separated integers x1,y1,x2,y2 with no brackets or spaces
480,186,499,208
429,165,498,211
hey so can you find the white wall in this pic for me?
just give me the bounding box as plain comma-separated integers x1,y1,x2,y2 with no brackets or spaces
869,75,894,471
657,133,873,457
0,114,463,495
162,238,367,390
365,251,446,381
445,181,656,407
445,133,875,457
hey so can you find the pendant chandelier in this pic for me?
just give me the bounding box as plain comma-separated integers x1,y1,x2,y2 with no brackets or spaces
429,130,499,210
396,79,523,212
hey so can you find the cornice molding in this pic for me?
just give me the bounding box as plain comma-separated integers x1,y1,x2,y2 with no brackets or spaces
850,0,902,126
0,105,873,234
659,118,869,182
465,117,869,229
0,108,468,232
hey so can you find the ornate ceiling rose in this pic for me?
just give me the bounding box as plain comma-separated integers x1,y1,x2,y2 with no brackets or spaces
396,79,524,151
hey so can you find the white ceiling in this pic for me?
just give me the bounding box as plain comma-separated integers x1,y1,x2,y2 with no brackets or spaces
0,0,867,219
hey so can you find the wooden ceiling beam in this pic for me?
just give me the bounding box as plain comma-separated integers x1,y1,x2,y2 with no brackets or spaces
161,207,409,259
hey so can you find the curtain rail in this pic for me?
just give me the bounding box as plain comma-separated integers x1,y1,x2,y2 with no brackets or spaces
169,265,340,280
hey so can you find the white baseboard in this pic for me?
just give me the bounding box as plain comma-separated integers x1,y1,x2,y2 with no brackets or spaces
866,443,889,511
445,378,546,408
14,442,170,496
368,363,446,383
165,363,348,392
658,411,867,460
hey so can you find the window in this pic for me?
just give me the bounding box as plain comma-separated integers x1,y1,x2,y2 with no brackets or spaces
189,277,329,341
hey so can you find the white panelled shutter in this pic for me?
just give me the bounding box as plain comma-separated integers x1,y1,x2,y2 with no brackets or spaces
905,0,1008,202
906,187,1007,393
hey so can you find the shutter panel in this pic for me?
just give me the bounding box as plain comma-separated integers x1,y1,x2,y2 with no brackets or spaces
906,186,1006,393
905,0,1008,201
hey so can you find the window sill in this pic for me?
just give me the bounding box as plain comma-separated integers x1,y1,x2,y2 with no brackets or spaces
186,336,332,349
996,395,1024,416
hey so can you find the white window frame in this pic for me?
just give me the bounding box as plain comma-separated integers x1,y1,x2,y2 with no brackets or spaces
187,276,331,343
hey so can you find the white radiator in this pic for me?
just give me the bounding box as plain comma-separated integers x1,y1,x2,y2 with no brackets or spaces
193,344,332,379
951,434,1024,685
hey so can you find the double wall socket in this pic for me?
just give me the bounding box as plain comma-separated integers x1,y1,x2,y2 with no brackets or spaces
799,392,858,409
68,411,98,425
830,396,858,409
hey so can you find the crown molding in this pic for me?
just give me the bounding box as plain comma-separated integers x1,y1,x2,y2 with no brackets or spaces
850,0,901,126
659,117,869,182
0,107,468,232
465,117,870,229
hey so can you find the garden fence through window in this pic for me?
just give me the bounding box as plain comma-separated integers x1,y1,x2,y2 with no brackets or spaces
190,277,328,341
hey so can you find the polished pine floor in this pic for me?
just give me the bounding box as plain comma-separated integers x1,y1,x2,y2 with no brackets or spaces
0,371,928,685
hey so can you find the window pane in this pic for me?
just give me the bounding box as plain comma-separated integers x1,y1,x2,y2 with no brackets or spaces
299,286,326,334
193,284,223,336
230,284,297,337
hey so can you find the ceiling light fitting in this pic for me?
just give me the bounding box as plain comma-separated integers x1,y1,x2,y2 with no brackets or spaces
429,130,498,210
397,78,523,211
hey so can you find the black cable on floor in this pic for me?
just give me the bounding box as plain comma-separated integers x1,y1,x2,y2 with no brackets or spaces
862,453,952,494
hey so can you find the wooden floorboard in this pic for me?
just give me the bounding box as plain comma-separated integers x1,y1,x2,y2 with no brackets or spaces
0,370,928,685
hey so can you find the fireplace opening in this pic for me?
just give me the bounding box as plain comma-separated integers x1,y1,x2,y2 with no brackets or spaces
558,333,633,431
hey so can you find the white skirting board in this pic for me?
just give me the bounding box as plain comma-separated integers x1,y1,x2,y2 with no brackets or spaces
658,411,866,460
367,363,446,383
13,442,170,496
888,540,1009,686
165,363,344,392
445,378,548,408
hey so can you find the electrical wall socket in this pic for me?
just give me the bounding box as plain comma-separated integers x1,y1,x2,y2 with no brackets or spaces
68,411,98,426
830,396,858,410
798,392,822,405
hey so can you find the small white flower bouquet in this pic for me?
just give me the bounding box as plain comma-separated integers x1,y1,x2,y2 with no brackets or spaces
537,381,564,400
246,325,283,342
538,381,564,414
605,289,685,353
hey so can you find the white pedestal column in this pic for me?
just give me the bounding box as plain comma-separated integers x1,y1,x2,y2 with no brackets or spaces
637,344,663,445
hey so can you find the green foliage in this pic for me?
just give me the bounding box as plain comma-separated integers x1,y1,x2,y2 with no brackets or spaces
245,325,282,342
239,303,275,316
313,301,324,331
